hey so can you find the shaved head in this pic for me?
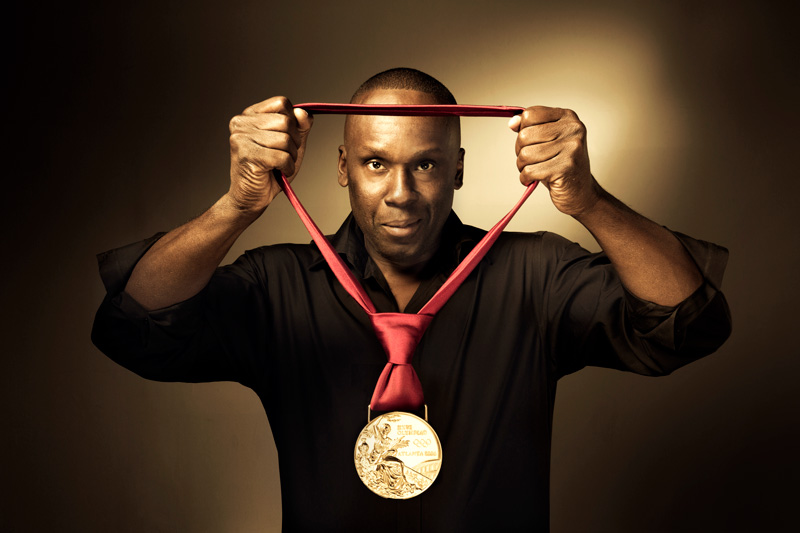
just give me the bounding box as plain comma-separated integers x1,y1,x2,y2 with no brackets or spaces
350,67,457,105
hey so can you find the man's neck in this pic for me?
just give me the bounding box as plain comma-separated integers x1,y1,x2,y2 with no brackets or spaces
366,249,434,313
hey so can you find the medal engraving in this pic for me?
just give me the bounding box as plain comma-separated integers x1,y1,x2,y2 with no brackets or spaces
354,411,442,499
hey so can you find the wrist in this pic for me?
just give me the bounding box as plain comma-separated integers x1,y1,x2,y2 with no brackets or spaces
567,177,605,219
573,186,637,237
217,192,267,225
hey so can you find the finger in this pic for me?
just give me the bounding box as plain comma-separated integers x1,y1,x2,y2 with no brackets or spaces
515,123,563,156
517,142,562,172
230,113,303,147
292,108,314,176
519,106,568,128
508,115,522,132
518,157,564,186
246,130,299,161
239,145,296,178
243,96,294,116
230,132,298,175
293,108,314,135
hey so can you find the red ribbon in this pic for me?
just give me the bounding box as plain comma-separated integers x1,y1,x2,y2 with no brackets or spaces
294,103,525,117
278,103,536,411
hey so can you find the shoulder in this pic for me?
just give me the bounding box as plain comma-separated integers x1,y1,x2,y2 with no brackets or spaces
491,229,580,257
241,241,320,269
481,229,603,283
218,241,321,287
242,241,318,261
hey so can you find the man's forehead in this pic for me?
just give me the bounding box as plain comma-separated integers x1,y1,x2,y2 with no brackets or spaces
345,115,458,155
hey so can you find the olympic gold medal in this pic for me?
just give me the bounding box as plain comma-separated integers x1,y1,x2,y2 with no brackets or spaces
354,411,442,499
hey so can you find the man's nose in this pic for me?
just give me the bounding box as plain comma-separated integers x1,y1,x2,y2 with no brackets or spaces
385,167,417,206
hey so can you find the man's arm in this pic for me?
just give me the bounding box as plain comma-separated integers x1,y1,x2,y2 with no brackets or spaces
125,97,313,310
510,107,702,307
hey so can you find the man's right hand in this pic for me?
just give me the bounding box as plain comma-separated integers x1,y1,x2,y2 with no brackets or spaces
227,96,314,214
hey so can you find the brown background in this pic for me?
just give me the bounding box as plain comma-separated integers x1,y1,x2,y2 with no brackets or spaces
4,0,798,531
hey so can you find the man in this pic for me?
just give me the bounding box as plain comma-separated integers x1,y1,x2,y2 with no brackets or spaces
92,68,731,531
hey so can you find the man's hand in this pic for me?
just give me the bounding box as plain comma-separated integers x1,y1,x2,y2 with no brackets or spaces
227,96,314,214
509,107,600,216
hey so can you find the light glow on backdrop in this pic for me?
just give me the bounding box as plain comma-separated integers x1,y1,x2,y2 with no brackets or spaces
444,14,688,249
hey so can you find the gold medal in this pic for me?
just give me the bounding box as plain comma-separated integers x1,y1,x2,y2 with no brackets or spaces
354,409,442,499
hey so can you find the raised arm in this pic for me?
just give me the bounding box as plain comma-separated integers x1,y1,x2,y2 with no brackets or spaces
509,107,702,306
124,97,313,310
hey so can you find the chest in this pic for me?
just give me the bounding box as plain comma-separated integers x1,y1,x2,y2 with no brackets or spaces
264,261,550,410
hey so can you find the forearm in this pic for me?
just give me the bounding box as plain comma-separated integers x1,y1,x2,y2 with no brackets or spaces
574,187,703,306
124,193,262,310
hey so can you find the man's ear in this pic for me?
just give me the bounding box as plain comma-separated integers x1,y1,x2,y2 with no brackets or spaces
453,148,465,190
337,145,349,187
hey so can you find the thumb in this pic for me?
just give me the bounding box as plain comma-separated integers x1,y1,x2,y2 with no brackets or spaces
294,108,314,139
290,108,314,179
508,114,521,132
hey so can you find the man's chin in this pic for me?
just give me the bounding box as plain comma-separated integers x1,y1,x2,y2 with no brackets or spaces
372,242,433,270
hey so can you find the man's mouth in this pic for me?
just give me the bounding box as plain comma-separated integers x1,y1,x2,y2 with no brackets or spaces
381,219,421,237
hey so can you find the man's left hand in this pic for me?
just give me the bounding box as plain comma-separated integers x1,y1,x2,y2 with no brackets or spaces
509,106,599,216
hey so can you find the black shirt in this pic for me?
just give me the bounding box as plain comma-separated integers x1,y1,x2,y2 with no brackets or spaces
92,212,731,531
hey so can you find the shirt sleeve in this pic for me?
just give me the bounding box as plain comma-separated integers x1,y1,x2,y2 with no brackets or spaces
541,230,732,378
91,234,270,388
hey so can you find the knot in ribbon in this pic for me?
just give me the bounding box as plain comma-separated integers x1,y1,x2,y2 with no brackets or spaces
368,312,434,411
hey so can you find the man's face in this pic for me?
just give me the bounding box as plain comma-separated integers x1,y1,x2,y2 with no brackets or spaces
338,89,464,271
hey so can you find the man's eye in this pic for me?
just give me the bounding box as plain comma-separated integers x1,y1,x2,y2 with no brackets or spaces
418,162,434,171
368,161,383,170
